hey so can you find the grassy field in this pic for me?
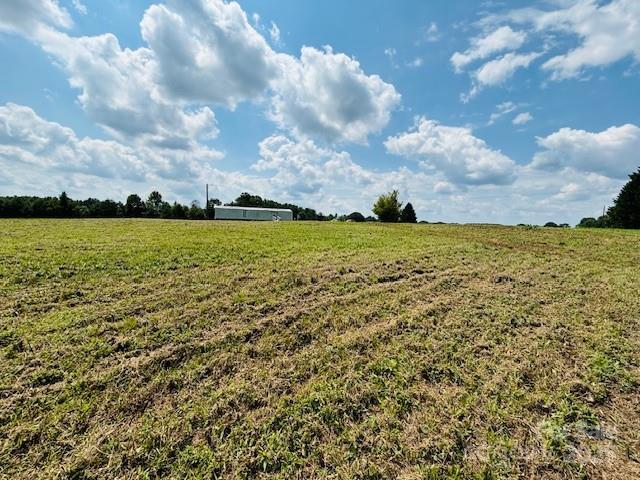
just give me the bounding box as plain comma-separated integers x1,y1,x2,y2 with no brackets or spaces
1,219,639,479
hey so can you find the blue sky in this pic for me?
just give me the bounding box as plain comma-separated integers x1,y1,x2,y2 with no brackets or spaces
1,0,639,223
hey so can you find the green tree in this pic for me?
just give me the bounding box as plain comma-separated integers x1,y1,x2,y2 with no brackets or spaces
146,191,163,218
125,194,145,217
373,190,402,223
188,200,205,220
577,216,609,228
170,202,187,219
607,168,640,229
400,202,417,223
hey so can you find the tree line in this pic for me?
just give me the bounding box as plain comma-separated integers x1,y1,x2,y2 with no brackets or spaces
0,191,333,221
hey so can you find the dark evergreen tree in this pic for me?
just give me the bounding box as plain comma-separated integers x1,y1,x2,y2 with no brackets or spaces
607,168,640,229
400,202,417,223
59,191,71,216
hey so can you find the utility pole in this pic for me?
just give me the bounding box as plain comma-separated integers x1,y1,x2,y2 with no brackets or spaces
206,183,209,219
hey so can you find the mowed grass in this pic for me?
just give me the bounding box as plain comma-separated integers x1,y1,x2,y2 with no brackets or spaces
1,219,639,480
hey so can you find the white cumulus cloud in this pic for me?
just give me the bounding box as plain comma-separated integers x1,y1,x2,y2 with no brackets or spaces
271,46,401,144
0,103,222,182
140,0,279,107
385,117,517,186
532,124,640,179
34,28,218,148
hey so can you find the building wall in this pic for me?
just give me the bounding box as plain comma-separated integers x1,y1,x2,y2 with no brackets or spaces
214,207,293,221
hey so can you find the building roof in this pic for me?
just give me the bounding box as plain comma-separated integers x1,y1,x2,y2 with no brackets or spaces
214,205,293,213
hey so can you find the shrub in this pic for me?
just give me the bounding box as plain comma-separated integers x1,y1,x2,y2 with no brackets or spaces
346,212,365,222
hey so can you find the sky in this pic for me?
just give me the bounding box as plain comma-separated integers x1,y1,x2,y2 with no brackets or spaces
0,0,639,224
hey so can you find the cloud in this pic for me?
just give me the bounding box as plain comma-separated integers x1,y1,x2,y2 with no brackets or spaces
531,124,640,179
451,26,526,72
0,0,72,36
0,103,222,183
488,101,517,125
254,135,375,198
140,0,279,107
433,181,455,194
385,117,517,185
269,22,281,45
34,28,218,148
384,47,398,69
70,0,87,15
422,22,441,43
1,0,399,150
252,134,444,215
540,0,640,79
512,112,533,125
406,57,424,68
483,0,640,80
474,51,540,86
463,51,541,101
271,46,401,144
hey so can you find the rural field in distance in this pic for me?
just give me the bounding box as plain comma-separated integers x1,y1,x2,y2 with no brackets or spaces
1,219,639,479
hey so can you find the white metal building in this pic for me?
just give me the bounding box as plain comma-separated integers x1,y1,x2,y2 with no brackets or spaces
213,205,294,221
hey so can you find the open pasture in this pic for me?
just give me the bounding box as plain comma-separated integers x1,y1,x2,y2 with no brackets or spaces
1,219,639,479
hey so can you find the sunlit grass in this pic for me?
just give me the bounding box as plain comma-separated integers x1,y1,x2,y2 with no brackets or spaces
1,219,639,479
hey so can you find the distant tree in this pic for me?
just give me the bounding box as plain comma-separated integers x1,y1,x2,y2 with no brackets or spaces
400,202,417,223
101,199,124,217
373,190,402,223
59,191,71,216
229,193,267,208
159,201,172,219
577,217,597,228
188,200,205,220
146,191,163,218
607,168,640,229
577,216,609,228
365,216,377,222
347,212,365,222
125,194,145,217
170,202,187,219
544,222,559,228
